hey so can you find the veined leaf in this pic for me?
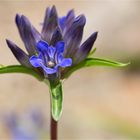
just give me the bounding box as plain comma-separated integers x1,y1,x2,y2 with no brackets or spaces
64,57,129,79
49,82,63,121
0,65,43,81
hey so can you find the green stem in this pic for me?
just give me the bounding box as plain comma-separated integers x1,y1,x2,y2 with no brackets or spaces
49,80,63,139
49,81,63,121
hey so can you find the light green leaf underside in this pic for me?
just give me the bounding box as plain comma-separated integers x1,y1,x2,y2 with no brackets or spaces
64,57,129,79
49,82,63,121
0,65,43,81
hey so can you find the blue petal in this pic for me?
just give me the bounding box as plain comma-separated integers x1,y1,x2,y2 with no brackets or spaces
59,58,72,68
57,54,63,64
59,16,66,29
37,40,49,52
48,46,56,59
55,41,64,53
42,66,57,74
30,54,56,74
29,55,43,67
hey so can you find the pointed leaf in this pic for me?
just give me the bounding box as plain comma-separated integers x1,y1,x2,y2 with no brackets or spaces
0,65,43,81
88,48,97,57
63,57,129,79
49,82,63,121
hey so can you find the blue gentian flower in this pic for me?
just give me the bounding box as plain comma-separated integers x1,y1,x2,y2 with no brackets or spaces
3,4,127,124
6,5,97,80
30,41,72,74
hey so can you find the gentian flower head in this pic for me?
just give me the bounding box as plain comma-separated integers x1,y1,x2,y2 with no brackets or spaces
6,5,97,81
30,41,72,75
2,4,128,125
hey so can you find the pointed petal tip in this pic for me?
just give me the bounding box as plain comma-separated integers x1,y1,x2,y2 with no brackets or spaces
52,5,56,9
15,13,20,19
69,9,75,13
16,14,30,26
6,39,9,43
44,7,51,18
6,39,32,67
15,14,21,25
75,14,86,25
74,31,98,64
51,5,57,14
67,9,75,16
15,14,30,26
94,31,98,35
21,15,29,23
94,31,98,36
6,39,14,48
91,31,98,41
6,39,10,46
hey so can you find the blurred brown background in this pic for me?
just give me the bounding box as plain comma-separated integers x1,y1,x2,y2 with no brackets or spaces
0,0,140,139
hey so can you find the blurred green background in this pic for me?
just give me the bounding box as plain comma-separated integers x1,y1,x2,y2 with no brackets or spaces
0,0,140,139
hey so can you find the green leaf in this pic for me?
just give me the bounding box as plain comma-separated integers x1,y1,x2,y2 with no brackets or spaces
49,82,63,121
88,48,97,57
64,57,129,79
0,65,43,81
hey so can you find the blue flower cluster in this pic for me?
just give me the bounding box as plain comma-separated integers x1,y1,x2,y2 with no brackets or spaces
6,6,97,79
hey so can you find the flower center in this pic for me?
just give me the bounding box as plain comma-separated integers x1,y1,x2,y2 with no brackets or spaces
48,61,55,68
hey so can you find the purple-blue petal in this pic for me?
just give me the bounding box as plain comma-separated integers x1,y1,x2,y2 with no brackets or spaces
57,54,63,64
59,16,66,29
55,41,64,53
48,46,56,59
29,55,43,67
30,54,57,74
59,58,72,68
37,40,49,52
43,66,57,74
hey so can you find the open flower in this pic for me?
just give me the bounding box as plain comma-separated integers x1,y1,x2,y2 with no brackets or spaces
30,41,72,75
3,5,127,122
6,6,97,80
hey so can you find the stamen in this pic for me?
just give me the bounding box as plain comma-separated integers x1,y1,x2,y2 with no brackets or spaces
48,61,55,68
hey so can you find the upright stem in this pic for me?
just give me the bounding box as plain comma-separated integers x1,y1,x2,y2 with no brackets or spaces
51,115,58,140
48,80,62,140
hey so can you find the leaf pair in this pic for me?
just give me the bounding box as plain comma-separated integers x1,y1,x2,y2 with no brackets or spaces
0,58,129,121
